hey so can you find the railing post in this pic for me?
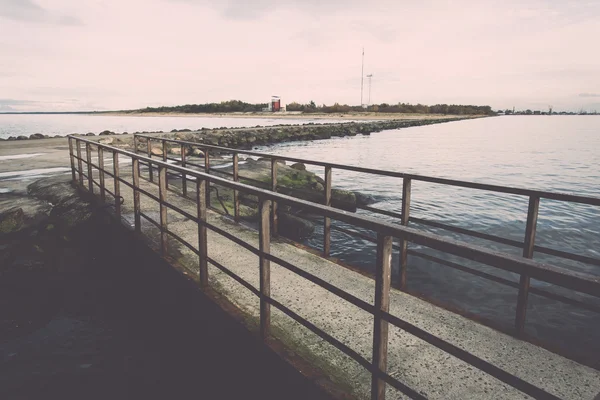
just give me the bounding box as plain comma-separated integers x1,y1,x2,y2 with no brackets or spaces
147,137,153,183
162,140,168,189
113,151,121,219
133,135,138,154
86,143,93,193
68,137,76,184
233,153,240,222
98,146,106,202
398,177,412,290
76,139,83,187
132,158,141,233
323,166,332,257
515,196,539,335
259,198,271,340
158,164,168,256
205,149,211,208
197,178,208,287
271,158,278,237
181,144,187,197
372,234,393,400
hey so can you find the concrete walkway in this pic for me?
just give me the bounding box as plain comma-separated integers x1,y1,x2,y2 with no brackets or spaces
100,164,600,400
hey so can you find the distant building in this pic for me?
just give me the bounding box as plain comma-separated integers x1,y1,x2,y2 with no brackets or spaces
263,96,286,112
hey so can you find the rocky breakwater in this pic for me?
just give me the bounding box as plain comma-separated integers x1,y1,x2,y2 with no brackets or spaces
163,117,469,149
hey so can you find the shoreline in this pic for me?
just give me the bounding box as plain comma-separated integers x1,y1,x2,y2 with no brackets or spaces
97,111,482,121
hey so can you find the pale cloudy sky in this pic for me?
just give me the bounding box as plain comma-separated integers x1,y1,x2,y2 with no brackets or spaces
1,0,599,112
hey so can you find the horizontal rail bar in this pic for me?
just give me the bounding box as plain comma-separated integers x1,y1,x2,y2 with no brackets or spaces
381,310,562,400
265,253,375,314
139,211,161,230
410,217,524,248
69,136,600,300
264,296,372,372
136,134,600,206
207,256,260,297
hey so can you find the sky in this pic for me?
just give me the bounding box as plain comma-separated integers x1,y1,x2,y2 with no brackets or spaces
1,0,599,112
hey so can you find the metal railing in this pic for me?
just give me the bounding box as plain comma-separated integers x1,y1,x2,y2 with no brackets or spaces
69,135,600,400
133,134,600,337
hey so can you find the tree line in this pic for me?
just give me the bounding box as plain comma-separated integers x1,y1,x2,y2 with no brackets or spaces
134,100,494,115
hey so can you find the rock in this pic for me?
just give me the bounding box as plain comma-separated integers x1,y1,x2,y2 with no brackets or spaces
355,192,376,206
16,135,28,140
277,212,315,241
331,189,357,212
99,130,113,136
290,162,306,171
150,147,163,156
53,135,62,138
192,148,205,157
0,207,25,234
7,136,16,140
170,147,181,155
29,133,45,140
85,132,95,136
98,137,114,145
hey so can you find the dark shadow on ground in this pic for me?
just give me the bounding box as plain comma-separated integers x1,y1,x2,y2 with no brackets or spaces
0,213,334,400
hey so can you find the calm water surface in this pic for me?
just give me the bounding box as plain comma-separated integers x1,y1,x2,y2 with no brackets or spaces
258,116,600,358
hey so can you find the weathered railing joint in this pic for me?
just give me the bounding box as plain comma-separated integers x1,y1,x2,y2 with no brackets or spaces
372,234,393,400
398,177,412,290
515,195,540,335
271,158,278,237
197,178,208,287
323,165,332,257
259,198,271,339
98,146,106,202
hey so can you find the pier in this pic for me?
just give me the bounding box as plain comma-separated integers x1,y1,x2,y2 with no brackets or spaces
63,134,600,399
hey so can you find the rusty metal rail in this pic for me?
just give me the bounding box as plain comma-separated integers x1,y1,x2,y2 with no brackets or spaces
134,134,600,337
69,135,599,400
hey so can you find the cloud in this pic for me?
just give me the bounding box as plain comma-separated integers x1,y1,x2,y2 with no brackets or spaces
579,93,600,98
170,0,366,19
0,0,82,25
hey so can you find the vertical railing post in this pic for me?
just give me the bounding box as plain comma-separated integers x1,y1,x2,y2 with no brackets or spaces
398,177,412,290
197,178,208,287
132,158,141,233
233,153,240,222
205,149,211,208
158,165,168,256
271,158,278,237
68,137,76,184
181,144,187,197
515,196,539,335
86,143,93,193
98,146,105,202
147,137,153,182
259,198,271,340
113,151,121,219
76,139,84,187
133,135,138,154
323,166,332,257
162,140,168,189
372,234,393,400
158,164,168,256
